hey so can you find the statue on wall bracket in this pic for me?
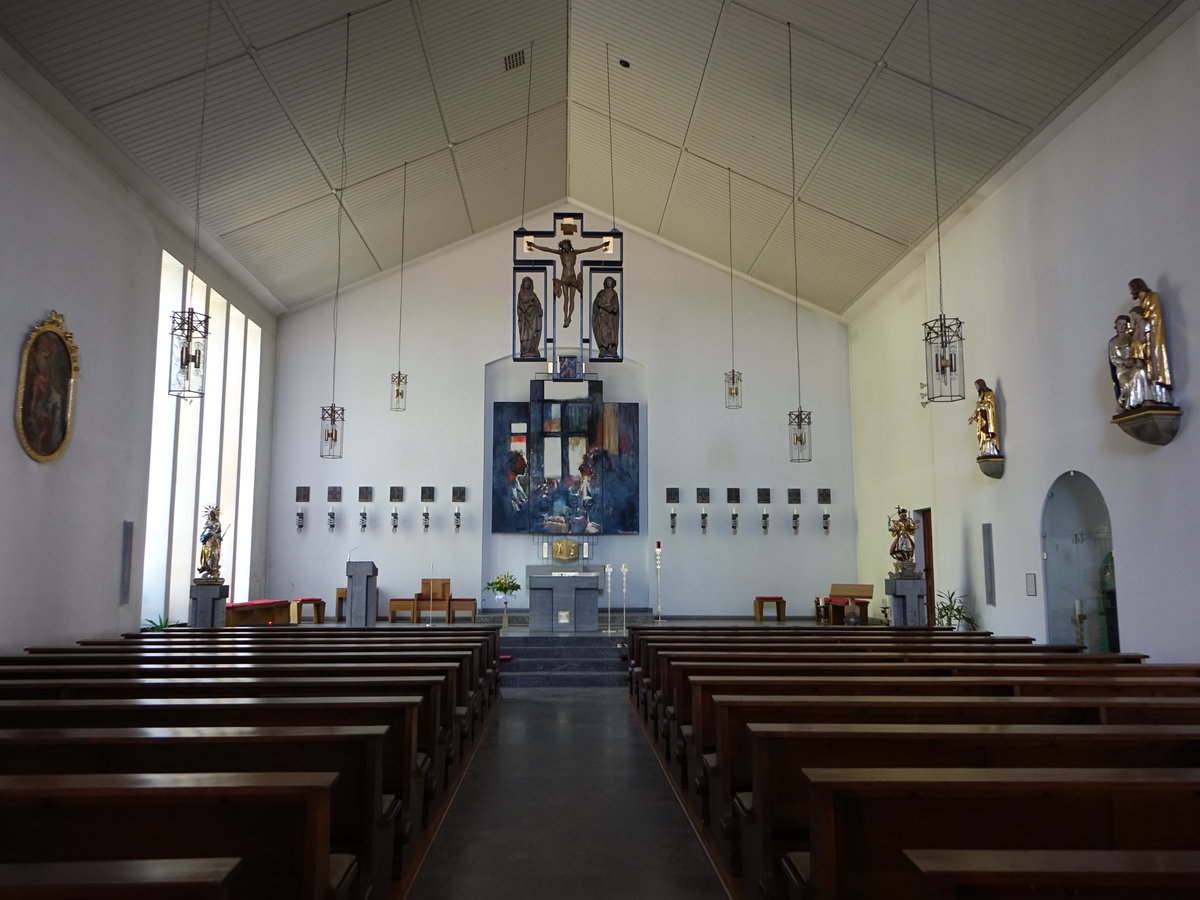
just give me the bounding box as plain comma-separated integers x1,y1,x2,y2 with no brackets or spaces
968,378,1004,479
1108,277,1181,445
513,212,623,369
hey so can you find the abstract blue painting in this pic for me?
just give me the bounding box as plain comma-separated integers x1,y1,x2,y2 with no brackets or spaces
492,380,639,534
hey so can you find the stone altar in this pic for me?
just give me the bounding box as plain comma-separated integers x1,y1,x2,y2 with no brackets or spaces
526,565,601,632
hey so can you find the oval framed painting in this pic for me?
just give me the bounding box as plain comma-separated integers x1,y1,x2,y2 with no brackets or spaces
14,311,80,463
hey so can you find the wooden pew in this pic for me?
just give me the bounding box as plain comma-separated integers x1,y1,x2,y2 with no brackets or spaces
711,693,1200,874
796,768,1200,900
0,695,425,853
742,725,1200,897
0,771,356,900
58,637,495,715
6,648,484,728
115,625,502,671
67,639,492,731
0,725,392,899
0,857,243,899
92,633,498,686
898,848,1200,900
652,652,1156,748
0,673,452,807
683,672,1200,816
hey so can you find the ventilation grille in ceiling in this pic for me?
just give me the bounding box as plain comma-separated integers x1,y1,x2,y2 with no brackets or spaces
503,48,526,71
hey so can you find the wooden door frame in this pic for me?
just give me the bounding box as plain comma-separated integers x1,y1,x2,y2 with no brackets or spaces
915,507,935,624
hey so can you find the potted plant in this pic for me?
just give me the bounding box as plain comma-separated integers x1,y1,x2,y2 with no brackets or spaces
484,572,521,608
934,589,978,631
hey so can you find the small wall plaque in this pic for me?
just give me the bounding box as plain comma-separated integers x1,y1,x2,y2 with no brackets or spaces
817,488,832,504
787,488,802,504
358,486,373,503
452,486,467,503
296,486,310,503
696,488,710,504
757,488,771,504
727,488,741,504
327,486,342,503
665,487,680,504
420,486,435,502
390,486,404,503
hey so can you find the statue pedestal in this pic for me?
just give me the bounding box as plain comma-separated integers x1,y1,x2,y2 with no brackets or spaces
346,560,379,627
1111,406,1182,445
189,580,229,628
885,575,928,627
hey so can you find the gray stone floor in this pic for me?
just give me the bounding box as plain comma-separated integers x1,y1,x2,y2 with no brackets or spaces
406,686,729,900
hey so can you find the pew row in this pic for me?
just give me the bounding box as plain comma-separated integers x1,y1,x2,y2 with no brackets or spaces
0,772,357,900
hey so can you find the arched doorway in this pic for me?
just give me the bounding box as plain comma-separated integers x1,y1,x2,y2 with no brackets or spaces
1041,471,1119,651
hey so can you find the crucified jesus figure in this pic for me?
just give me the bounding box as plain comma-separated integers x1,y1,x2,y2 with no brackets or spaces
525,237,610,327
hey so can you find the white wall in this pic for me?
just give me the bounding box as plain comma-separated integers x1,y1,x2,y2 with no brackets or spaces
0,70,277,652
847,10,1200,661
267,205,858,616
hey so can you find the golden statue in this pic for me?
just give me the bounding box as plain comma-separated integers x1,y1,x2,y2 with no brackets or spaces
967,379,1000,457
887,506,919,576
1128,278,1172,405
197,505,225,582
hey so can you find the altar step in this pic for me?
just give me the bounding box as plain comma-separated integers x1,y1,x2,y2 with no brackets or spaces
498,633,631,688
475,607,657,629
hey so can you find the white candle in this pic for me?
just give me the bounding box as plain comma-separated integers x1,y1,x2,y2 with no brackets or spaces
670,506,675,515
329,506,333,514
455,505,460,514
423,506,428,514
583,543,590,558
763,507,768,515
392,506,397,515
360,505,365,514
297,506,302,514
701,506,706,515
1073,599,1081,616
542,543,548,559
820,598,826,607
792,508,798,516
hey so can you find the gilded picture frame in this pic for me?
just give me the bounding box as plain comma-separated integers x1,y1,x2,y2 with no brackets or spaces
15,311,79,463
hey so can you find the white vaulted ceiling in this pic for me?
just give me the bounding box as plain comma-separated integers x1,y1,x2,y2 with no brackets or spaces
0,0,1183,315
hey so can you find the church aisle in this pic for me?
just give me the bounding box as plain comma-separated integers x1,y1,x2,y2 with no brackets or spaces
404,686,729,899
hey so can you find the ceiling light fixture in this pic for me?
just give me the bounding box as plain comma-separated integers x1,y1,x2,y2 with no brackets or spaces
724,166,741,408
168,0,214,400
920,0,965,403
786,23,811,462
321,13,352,458
389,161,408,412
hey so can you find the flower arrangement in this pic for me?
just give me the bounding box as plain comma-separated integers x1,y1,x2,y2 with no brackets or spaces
485,572,521,596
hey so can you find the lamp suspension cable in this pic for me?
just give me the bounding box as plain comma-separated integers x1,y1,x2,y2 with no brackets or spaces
519,40,534,229
606,42,617,229
724,165,741,408
189,0,214,306
926,0,945,321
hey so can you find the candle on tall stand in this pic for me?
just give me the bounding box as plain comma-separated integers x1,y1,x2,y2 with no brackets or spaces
604,563,614,634
654,541,663,623
620,563,628,633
